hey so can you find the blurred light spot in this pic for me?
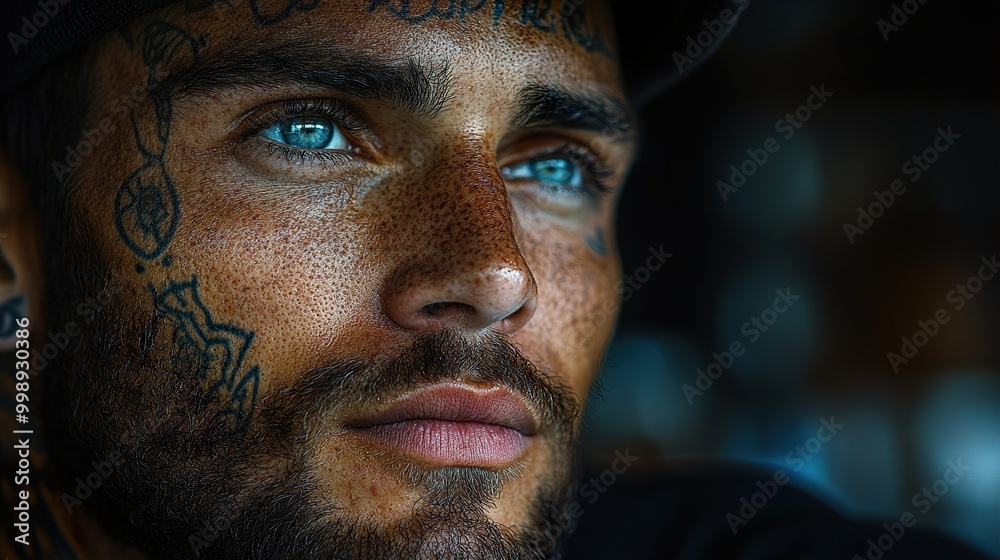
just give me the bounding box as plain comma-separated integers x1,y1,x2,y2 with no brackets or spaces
915,371,1000,508
914,370,1000,557
584,330,710,454
709,111,824,232
824,398,903,518
714,260,816,386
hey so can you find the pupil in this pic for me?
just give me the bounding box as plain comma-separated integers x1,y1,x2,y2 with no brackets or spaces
280,117,333,149
533,158,573,184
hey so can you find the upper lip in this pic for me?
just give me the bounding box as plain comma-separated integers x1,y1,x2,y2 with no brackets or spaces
345,383,539,436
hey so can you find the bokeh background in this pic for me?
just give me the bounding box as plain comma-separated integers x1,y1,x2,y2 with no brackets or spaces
580,0,999,556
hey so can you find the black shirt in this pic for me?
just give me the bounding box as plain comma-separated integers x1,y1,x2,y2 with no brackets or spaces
566,461,992,560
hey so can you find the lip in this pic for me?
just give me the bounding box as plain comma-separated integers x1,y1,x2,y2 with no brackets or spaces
344,384,538,467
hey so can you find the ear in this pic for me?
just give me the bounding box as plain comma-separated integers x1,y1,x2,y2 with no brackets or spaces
0,148,44,352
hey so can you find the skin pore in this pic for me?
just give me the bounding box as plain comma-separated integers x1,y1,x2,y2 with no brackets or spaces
10,0,637,558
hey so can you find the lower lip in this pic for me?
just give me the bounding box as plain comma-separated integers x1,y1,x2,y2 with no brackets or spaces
352,420,530,467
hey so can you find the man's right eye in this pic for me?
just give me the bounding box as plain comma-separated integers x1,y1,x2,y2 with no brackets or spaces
260,116,350,151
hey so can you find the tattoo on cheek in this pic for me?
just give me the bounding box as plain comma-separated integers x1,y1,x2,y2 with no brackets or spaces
367,0,611,54
114,21,204,264
586,226,607,256
152,276,262,438
0,294,26,338
111,22,270,438
115,6,323,265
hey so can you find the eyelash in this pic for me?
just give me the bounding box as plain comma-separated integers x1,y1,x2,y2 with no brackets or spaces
244,98,365,165
545,143,616,198
243,100,617,198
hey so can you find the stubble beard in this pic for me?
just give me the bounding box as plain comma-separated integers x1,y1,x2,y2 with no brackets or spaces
41,244,582,559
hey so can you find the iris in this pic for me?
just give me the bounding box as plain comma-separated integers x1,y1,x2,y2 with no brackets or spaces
504,157,583,189
262,116,347,150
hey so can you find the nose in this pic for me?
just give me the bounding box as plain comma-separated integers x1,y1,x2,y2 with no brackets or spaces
381,148,538,335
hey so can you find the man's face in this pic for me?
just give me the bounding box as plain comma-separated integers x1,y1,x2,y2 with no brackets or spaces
43,1,635,557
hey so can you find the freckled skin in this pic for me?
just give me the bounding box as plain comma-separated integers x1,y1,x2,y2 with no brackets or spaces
35,0,636,557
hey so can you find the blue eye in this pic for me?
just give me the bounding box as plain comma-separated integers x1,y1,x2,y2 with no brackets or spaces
503,157,584,189
260,116,349,151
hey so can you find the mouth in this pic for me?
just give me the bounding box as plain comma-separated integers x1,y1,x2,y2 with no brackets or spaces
344,384,539,467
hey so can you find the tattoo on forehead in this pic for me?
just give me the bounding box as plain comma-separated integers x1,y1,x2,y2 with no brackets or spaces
367,0,611,54
152,276,262,437
186,0,322,24
250,0,323,25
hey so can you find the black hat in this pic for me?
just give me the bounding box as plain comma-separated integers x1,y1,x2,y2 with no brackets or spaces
614,0,745,107
0,0,743,103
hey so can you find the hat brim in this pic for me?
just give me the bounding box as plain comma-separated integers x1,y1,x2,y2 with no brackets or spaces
614,0,746,109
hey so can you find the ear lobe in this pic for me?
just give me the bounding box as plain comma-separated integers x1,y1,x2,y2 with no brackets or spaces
0,148,44,352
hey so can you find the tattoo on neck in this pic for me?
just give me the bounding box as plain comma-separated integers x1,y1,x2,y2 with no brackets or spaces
367,0,611,54
0,294,26,338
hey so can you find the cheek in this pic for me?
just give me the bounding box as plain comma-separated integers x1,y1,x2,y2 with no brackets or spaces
76,140,372,399
516,219,621,398
155,180,383,394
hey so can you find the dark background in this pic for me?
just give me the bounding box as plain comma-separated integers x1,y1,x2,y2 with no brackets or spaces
579,0,999,556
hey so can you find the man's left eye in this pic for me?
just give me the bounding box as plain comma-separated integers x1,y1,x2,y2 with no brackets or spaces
503,157,583,189
260,116,350,150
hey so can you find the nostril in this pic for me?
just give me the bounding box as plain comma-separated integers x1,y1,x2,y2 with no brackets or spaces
383,263,538,333
421,301,474,317
423,302,449,316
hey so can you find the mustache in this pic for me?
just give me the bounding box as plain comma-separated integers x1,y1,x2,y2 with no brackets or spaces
259,329,580,440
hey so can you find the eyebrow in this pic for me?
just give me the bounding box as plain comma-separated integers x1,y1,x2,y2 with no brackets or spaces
164,41,454,118
511,84,636,140
162,42,635,139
